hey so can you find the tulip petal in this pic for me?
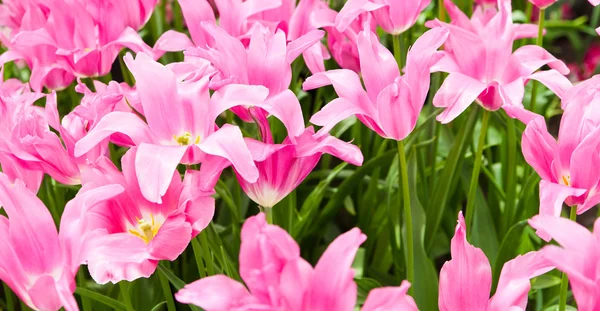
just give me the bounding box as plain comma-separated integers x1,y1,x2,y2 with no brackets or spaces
433,73,487,124
362,281,419,311
135,144,188,203
149,214,192,261
175,275,255,309
536,180,587,240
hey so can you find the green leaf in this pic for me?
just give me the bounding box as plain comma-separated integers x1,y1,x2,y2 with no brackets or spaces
406,149,439,311
425,106,479,251
492,220,528,291
150,302,167,311
355,278,383,305
157,265,203,311
75,288,127,311
531,274,562,290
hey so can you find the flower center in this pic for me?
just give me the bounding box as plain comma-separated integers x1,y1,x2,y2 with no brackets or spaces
128,214,161,244
173,132,200,146
561,175,571,186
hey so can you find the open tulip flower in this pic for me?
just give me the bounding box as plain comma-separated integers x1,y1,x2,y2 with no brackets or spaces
0,172,78,311
74,52,271,203
304,26,448,141
1,0,156,90
426,0,572,124
439,212,553,311
176,213,416,311
522,76,600,240
529,215,600,310
59,148,214,284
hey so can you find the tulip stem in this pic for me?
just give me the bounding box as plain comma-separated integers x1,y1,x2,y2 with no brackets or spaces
264,206,274,225
77,270,92,311
118,282,134,311
530,9,545,114
393,35,403,71
558,205,577,311
397,139,414,292
465,109,490,236
158,266,177,311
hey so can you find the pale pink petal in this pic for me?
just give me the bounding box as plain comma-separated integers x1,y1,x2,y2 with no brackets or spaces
148,214,192,261
154,30,195,53
335,0,386,32
439,212,491,311
310,98,369,136
433,73,487,124
74,111,157,157
376,78,415,141
362,281,418,311
135,144,188,203
520,117,557,181
511,45,570,75
259,89,306,138
177,0,216,46
528,70,572,100
357,26,399,98
308,228,366,311
199,124,259,183
488,252,554,311
286,30,325,64
175,275,256,310
536,181,587,241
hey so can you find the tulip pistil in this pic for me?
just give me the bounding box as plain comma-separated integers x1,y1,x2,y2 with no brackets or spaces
562,175,571,186
174,132,200,146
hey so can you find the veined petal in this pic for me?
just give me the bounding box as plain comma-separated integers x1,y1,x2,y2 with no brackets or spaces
134,144,188,203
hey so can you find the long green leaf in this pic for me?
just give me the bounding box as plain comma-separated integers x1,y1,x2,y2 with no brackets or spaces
75,288,127,311
157,265,203,311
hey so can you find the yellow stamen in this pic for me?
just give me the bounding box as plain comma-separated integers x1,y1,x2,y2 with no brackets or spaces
128,214,161,244
174,132,199,146
562,175,570,186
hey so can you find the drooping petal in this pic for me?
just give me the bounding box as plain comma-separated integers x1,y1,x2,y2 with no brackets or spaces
433,73,487,124
536,181,588,241
199,124,259,183
438,212,492,311
175,275,257,310
134,144,188,203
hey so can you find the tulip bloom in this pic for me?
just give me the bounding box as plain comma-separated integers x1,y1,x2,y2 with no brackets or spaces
0,172,78,311
176,212,367,310
521,76,600,240
4,0,155,89
304,26,448,141
238,126,363,208
75,52,297,203
439,212,553,311
426,0,571,124
529,215,600,310
336,0,431,35
60,148,214,284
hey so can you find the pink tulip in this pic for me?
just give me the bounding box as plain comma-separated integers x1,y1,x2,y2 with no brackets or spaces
521,76,600,240
336,0,431,35
529,215,600,310
3,0,155,89
426,0,572,124
0,172,78,311
439,212,553,311
0,90,84,187
59,148,214,284
75,52,296,203
304,26,448,141
238,125,363,208
176,212,367,310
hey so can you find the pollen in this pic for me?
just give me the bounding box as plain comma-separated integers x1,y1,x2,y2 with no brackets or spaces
128,214,161,244
562,175,570,186
174,132,200,146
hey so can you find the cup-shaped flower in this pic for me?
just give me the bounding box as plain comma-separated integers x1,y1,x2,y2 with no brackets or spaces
237,126,363,208
59,148,215,284
336,0,431,35
439,212,553,311
0,172,78,311
175,212,367,310
426,0,572,124
521,76,600,240
529,215,600,311
304,26,448,141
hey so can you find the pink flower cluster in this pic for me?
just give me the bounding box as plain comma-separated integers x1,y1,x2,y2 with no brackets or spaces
0,0,599,310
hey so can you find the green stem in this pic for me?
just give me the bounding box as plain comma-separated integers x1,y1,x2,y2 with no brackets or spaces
3,283,14,310
397,140,414,292
438,0,446,22
264,206,274,225
157,268,177,311
200,231,216,276
118,282,134,311
392,35,402,70
465,110,491,235
77,270,92,311
558,206,577,311
530,9,545,113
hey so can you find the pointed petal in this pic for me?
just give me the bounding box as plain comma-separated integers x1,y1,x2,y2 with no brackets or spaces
511,45,570,75
357,26,399,98
433,73,487,124
528,70,572,100
199,124,259,183
135,144,188,203
521,117,557,181
362,281,418,311
535,180,587,241
286,29,325,64
177,0,216,46
438,212,492,311
175,275,255,309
